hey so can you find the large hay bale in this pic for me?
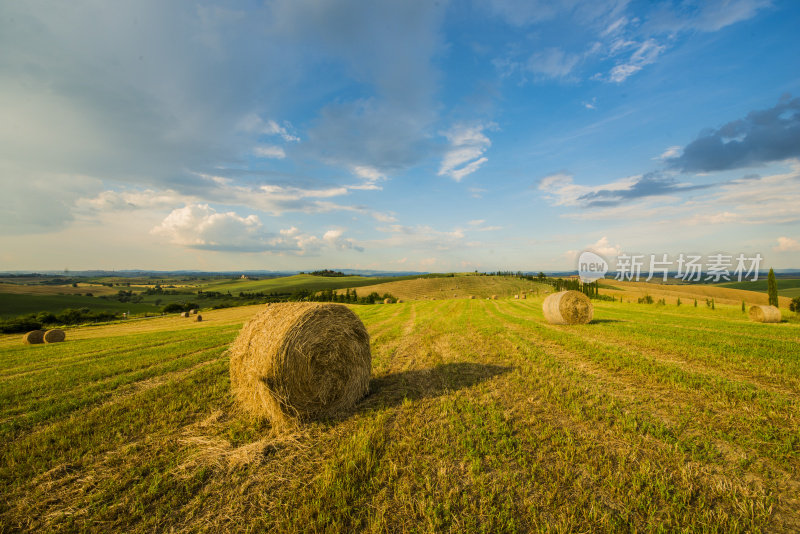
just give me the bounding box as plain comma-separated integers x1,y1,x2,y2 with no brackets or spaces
23,330,45,344
181,311,189,318
196,314,203,322
229,303,371,426
397,299,403,303
190,309,198,315
749,305,781,323
491,294,498,300
43,329,66,343
384,298,391,304
542,291,593,325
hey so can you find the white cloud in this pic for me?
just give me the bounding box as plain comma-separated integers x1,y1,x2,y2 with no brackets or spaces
438,123,493,181
608,39,665,82
239,115,300,142
149,203,363,254
655,145,682,160
774,236,800,252
323,229,364,252
586,236,621,257
468,219,486,226
538,171,640,207
253,145,287,159
150,204,273,252
348,165,386,190
526,47,581,80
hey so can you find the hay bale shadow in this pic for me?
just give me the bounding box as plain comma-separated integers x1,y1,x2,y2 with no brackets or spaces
589,319,623,324
357,362,512,412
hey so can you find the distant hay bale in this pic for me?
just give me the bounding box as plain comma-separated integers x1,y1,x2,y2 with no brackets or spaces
190,309,198,315
521,293,526,299
469,295,475,299
514,295,519,299
491,295,498,300
384,298,391,304
43,329,66,343
749,305,781,323
196,314,203,322
23,330,45,345
181,312,189,318
397,299,403,303
229,303,371,427
542,291,593,325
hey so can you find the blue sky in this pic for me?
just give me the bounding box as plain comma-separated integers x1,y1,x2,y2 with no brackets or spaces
1,0,799,272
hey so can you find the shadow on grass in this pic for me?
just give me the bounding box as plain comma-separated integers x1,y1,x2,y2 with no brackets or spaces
357,362,512,412
589,319,623,324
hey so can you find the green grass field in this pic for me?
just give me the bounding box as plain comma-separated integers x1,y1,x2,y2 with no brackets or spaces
0,274,424,319
0,293,160,318
204,273,421,294
1,296,798,532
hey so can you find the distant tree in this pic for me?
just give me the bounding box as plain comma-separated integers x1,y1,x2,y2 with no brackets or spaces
767,268,779,307
711,299,715,310
741,300,746,313
677,298,681,307
790,296,800,314
694,299,698,307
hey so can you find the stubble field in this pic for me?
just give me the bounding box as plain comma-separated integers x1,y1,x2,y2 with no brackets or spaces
1,295,799,532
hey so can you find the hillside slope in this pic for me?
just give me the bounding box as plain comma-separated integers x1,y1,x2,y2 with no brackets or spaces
340,274,549,300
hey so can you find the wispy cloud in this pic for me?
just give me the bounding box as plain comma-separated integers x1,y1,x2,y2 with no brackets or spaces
438,123,493,181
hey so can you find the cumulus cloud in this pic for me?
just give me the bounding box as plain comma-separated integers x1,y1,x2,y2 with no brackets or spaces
150,204,363,254
323,229,364,252
150,204,278,252
774,236,800,252
668,96,800,172
438,123,493,181
586,236,621,257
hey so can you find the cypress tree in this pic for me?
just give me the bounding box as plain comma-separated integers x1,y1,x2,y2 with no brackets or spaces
767,268,779,307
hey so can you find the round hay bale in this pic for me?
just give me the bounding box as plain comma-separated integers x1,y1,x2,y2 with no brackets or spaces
383,298,391,304
491,295,498,300
229,303,371,426
196,314,203,322
514,295,519,299
397,299,403,303
23,330,45,345
748,305,781,323
469,295,475,299
43,329,66,343
542,290,593,325
521,293,526,299
190,309,198,315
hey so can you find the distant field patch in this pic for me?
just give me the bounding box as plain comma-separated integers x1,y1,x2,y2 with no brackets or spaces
0,293,159,318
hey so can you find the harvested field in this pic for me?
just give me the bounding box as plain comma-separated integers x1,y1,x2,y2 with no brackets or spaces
1,298,799,532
